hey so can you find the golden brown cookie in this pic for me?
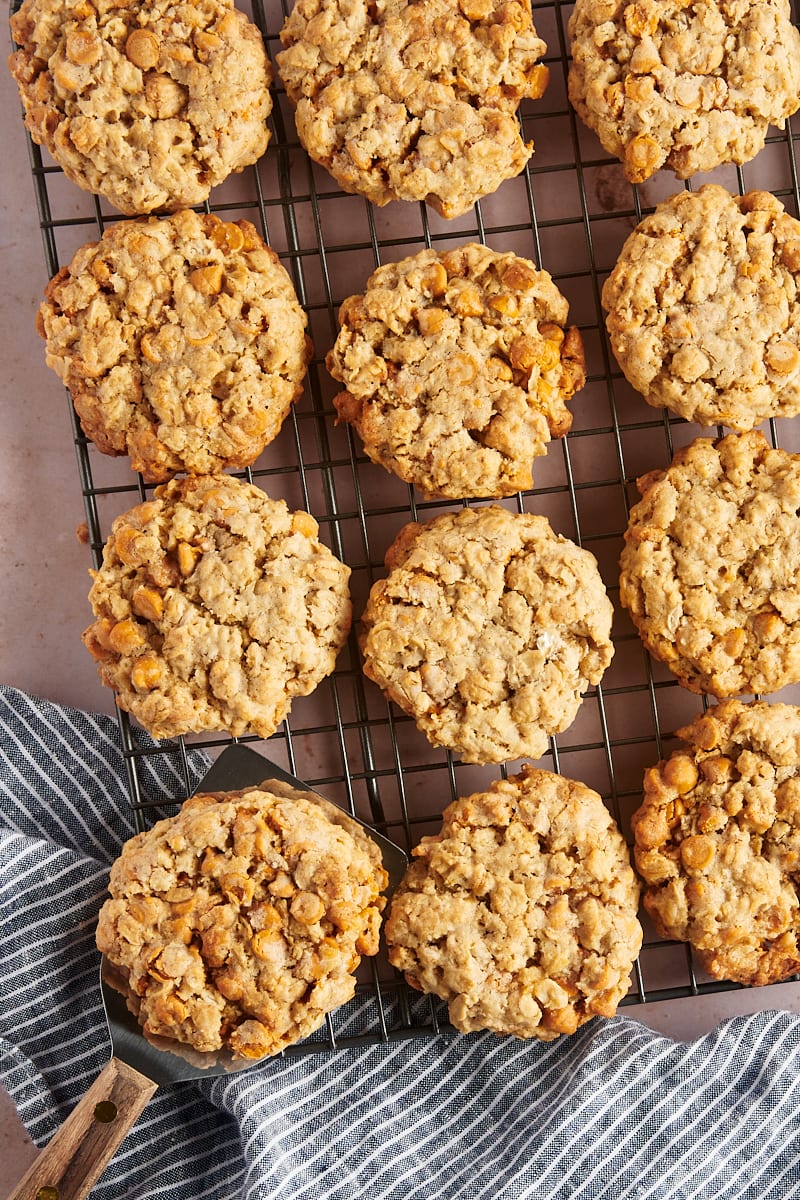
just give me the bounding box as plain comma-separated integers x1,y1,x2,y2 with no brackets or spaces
568,0,800,184
619,431,800,697
38,211,311,482
83,475,352,740
632,699,800,986
327,244,585,499
276,0,549,218
9,0,272,215
385,766,642,1039
360,506,614,764
602,187,800,431
97,784,388,1058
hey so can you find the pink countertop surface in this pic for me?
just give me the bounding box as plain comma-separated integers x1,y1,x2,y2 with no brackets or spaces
1,58,119,719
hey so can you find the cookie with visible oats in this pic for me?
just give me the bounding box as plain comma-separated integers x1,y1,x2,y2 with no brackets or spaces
276,0,549,218
327,244,585,499
632,699,800,987
359,505,614,764
602,187,800,431
97,783,388,1059
9,0,271,215
385,766,642,1039
83,474,352,740
38,211,311,482
620,431,800,698
567,0,800,184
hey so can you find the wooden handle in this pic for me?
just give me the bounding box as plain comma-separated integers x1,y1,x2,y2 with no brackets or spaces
8,1057,158,1200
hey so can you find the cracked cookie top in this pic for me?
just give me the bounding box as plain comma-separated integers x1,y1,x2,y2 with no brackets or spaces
83,474,352,740
327,243,585,500
9,0,272,214
568,0,800,184
385,766,642,1039
276,0,549,218
620,431,800,698
602,187,800,432
359,505,614,764
632,699,800,986
38,211,311,482
97,784,388,1058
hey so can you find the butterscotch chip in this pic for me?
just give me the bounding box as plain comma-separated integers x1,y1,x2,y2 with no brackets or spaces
83,475,352,740
38,211,311,482
385,767,642,1039
567,0,800,184
360,506,614,764
276,0,548,218
327,244,585,499
632,699,800,987
9,0,272,215
96,784,388,1058
602,187,800,431
620,431,800,698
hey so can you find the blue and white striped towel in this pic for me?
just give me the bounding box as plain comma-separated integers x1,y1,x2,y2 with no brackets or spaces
3,682,800,1200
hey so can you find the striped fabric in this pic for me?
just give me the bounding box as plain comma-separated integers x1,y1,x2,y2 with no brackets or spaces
2,686,800,1199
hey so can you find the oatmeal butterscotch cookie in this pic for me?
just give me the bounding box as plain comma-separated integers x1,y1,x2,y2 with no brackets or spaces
632,699,800,986
38,211,310,482
620,432,800,697
327,244,585,499
568,0,800,184
97,784,388,1058
83,475,351,740
276,0,549,218
360,506,614,764
386,767,642,1039
9,0,271,215
602,188,800,431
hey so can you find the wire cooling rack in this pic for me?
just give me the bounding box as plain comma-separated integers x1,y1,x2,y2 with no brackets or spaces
11,0,800,1051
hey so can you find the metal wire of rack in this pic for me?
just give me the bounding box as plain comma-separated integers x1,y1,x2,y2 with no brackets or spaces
11,0,800,1053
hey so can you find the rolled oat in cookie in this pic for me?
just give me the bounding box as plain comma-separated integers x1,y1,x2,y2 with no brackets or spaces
360,506,614,764
38,211,311,482
567,0,800,184
9,0,272,215
632,699,800,987
83,474,352,740
276,0,549,218
385,766,642,1039
602,187,800,432
327,243,585,500
620,431,800,698
96,784,388,1058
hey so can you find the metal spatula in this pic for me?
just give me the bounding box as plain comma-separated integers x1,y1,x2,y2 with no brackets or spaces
9,745,407,1200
